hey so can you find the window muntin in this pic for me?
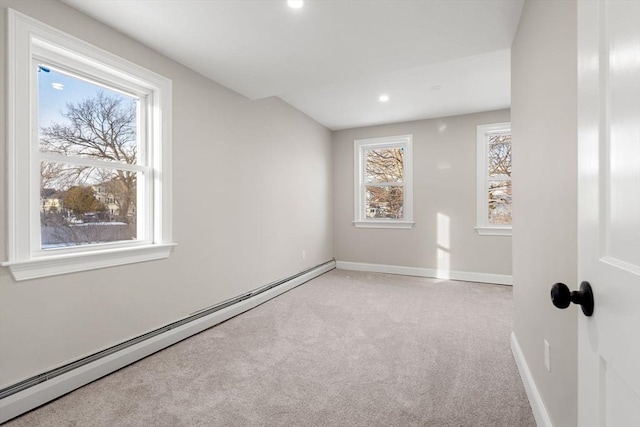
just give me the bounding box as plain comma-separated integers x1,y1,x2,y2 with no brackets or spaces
354,135,413,229
3,10,174,281
477,123,512,235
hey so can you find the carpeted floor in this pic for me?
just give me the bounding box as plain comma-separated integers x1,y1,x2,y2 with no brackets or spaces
4,269,535,426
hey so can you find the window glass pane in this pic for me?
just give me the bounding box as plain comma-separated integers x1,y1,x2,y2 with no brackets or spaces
40,161,137,249
365,147,404,183
488,133,511,178
488,180,512,224
366,186,404,219
38,66,138,165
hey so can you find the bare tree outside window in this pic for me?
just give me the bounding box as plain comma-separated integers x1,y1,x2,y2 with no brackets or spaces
365,148,405,219
39,67,139,248
487,133,512,224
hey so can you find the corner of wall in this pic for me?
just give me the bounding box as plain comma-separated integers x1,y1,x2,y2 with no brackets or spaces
510,1,578,426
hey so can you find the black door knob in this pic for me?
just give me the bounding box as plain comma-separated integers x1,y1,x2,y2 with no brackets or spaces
550,281,594,317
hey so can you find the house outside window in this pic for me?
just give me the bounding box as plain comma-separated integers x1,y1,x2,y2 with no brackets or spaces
476,122,512,235
3,10,174,281
353,135,414,229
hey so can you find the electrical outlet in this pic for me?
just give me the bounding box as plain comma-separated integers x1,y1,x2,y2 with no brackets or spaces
302,250,306,260
544,340,551,372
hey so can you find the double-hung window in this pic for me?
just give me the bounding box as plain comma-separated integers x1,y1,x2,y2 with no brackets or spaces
3,10,174,280
353,135,414,229
476,122,512,235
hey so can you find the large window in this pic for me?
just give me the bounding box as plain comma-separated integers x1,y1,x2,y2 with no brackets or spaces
3,10,174,280
353,135,414,229
476,123,512,235
38,69,141,248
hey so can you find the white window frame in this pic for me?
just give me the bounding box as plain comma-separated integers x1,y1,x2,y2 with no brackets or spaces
476,122,512,236
2,10,175,281
353,135,414,229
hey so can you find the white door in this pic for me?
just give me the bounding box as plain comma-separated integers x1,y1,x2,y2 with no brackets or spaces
577,0,640,426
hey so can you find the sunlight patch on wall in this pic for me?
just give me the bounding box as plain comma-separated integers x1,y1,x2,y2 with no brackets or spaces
437,212,451,277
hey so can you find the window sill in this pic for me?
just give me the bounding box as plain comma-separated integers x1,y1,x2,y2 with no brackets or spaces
476,227,512,236
353,220,415,229
2,243,177,281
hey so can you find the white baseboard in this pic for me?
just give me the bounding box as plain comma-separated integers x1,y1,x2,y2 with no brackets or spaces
511,332,554,427
0,261,335,424
335,261,512,285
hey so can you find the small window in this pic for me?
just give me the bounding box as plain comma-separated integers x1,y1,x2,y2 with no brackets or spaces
3,10,174,280
353,135,414,229
476,123,512,235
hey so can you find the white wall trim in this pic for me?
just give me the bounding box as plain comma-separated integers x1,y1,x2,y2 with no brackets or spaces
475,226,512,236
335,260,512,285
353,220,415,229
2,244,177,281
511,332,554,427
0,261,335,424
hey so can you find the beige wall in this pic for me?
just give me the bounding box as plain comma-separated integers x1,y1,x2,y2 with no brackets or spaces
332,110,513,276
511,1,578,426
0,0,333,388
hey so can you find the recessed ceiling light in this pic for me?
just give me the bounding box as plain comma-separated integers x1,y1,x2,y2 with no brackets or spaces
287,0,304,9
379,94,390,102
51,82,64,90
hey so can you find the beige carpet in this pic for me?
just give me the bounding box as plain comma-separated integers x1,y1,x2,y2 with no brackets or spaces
5,269,535,426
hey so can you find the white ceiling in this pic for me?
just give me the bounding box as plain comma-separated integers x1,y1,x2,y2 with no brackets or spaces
63,0,524,130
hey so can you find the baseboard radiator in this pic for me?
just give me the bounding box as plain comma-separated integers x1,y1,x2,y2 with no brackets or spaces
0,260,336,423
